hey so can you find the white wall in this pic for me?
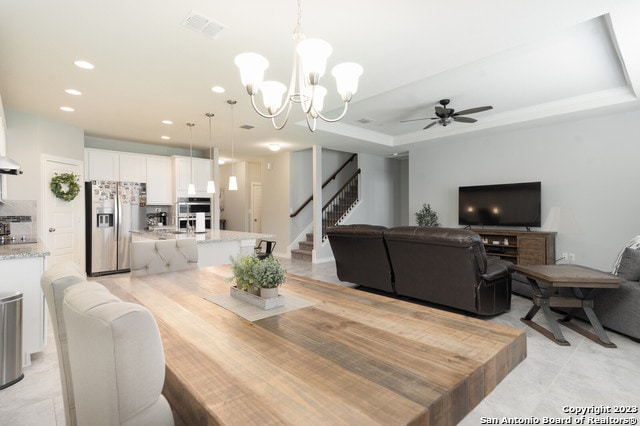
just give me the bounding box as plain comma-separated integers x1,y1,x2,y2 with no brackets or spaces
5,110,84,200
261,152,290,257
408,109,640,271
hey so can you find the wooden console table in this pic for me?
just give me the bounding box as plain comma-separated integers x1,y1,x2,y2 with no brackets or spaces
512,264,623,348
473,229,556,265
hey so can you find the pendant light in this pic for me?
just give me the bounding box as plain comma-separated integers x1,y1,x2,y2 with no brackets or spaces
205,113,216,193
228,100,238,191
187,123,196,195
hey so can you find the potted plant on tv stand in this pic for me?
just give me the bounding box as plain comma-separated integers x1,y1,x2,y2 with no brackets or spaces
415,203,441,227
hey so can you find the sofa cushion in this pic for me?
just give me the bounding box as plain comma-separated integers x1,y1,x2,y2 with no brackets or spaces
326,224,394,293
615,247,640,281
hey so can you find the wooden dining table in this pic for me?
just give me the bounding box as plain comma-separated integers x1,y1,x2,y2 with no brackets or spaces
97,266,526,426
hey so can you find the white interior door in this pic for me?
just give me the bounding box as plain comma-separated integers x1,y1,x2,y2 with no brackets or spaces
43,155,84,270
251,182,262,233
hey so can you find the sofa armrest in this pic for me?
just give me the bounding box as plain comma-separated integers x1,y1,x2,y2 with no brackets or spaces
482,259,513,281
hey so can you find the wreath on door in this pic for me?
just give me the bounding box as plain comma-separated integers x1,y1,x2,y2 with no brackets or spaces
50,172,81,201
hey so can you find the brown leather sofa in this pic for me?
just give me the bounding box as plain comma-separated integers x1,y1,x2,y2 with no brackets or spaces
325,224,394,293
327,225,513,316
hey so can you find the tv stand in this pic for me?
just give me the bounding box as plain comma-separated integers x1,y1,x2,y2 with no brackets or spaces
472,229,556,265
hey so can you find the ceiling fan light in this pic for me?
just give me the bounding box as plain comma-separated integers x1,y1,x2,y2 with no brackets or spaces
234,52,269,95
297,38,332,85
228,175,238,191
260,81,288,113
332,62,363,101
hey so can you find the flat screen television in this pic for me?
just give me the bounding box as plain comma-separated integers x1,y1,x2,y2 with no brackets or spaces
458,181,541,228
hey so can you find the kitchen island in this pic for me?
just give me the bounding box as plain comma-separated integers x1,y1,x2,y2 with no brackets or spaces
132,229,275,267
0,240,49,366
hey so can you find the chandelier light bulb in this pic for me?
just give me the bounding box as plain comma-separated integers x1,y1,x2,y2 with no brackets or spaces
235,53,269,95
296,38,332,85
260,81,288,113
331,62,363,101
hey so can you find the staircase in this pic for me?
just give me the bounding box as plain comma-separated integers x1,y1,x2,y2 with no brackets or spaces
291,170,360,261
291,233,314,261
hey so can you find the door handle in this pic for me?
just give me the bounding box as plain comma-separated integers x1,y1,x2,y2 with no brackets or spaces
49,227,56,232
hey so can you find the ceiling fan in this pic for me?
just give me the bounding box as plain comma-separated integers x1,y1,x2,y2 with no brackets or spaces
401,99,493,130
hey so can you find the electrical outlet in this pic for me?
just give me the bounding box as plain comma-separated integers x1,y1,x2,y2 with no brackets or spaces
568,253,576,262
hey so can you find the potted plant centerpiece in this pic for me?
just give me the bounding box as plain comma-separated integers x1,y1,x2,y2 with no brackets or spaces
229,253,286,299
253,256,286,299
229,253,260,295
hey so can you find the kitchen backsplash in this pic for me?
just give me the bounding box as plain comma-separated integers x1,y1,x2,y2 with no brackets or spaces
0,200,37,235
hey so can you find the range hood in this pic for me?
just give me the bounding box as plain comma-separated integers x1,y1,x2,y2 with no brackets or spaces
0,156,23,175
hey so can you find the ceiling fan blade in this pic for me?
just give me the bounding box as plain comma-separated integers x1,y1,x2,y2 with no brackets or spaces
423,121,439,130
453,106,493,116
453,116,477,123
400,117,431,123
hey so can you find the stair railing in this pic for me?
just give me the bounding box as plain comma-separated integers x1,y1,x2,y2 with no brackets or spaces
321,169,361,239
290,153,357,218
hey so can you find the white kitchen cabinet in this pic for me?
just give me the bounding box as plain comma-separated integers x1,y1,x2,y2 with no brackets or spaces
146,156,172,204
195,158,212,193
85,149,147,183
85,149,119,181
173,156,212,196
119,153,147,183
0,255,47,367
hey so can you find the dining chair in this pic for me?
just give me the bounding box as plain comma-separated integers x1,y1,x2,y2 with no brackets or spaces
130,238,198,276
62,282,174,426
40,261,97,426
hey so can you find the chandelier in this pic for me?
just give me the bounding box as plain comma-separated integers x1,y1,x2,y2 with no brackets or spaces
234,0,363,132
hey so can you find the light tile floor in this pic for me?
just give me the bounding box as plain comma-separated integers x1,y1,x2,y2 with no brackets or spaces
1,258,639,425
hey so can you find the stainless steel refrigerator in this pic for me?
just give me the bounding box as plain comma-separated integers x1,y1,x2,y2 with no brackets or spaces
86,180,147,276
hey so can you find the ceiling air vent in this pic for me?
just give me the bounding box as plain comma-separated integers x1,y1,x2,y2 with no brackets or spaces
239,124,255,130
357,117,374,124
181,11,225,40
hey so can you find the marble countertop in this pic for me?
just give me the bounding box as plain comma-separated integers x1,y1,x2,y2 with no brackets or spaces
132,229,274,244
0,239,50,260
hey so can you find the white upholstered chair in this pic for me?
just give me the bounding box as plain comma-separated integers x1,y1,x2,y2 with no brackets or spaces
130,239,198,276
63,282,174,426
41,261,94,426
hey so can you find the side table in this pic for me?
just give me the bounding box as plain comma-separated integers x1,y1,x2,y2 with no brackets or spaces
512,264,623,348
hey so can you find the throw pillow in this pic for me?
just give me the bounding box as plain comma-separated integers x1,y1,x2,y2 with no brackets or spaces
616,247,640,281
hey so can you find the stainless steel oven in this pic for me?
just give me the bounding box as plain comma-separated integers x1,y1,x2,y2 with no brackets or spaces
177,197,211,230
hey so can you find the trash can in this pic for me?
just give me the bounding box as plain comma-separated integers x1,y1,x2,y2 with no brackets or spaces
0,291,23,390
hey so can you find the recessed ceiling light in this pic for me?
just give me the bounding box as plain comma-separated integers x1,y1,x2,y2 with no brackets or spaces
161,136,170,140
73,60,94,70
218,159,225,165
60,106,75,112
211,86,225,93
65,89,82,96
161,120,173,125
269,143,281,152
